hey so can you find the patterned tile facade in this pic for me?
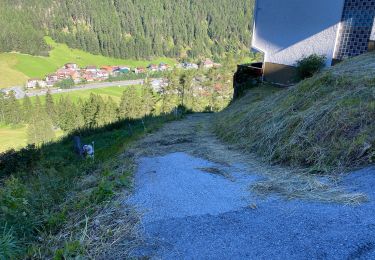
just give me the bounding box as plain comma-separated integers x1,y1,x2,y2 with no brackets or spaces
334,0,375,60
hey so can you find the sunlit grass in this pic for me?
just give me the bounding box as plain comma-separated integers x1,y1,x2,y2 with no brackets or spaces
28,85,143,104
0,125,64,153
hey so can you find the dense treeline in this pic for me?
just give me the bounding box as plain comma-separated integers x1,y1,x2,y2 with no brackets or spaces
0,0,254,59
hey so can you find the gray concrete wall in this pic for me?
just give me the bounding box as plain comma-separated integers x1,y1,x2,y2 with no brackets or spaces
252,0,345,67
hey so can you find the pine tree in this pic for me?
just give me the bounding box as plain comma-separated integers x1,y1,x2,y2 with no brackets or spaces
22,95,33,123
103,97,118,124
56,97,84,132
118,87,142,119
81,94,101,128
45,90,57,125
4,91,22,125
180,71,194,108
27,96,55,145
161,71,179,113
141,84,156,116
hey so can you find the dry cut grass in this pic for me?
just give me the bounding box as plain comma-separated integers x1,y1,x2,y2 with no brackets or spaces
212,53,375,204
214,52,375,174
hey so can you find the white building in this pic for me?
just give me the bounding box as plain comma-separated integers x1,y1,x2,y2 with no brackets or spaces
26,79,47,89
150,79,168,93
251,0,375,85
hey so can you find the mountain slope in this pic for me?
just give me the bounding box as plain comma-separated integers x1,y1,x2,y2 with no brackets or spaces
0,0,254,59
214,53,375,173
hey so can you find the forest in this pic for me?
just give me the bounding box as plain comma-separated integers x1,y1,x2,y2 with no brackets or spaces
0,0,254,60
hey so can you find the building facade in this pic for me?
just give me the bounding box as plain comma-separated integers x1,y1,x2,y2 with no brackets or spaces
251,0,375,85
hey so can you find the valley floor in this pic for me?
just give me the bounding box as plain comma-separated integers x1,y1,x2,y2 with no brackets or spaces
107,114,375,259
4,79,145,99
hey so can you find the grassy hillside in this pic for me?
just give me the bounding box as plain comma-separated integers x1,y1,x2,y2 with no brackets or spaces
0,114,178,259
214,53,375,174
0,37,176,88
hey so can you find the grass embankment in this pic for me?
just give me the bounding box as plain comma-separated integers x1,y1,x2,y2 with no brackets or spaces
0,114,178,259
214,53,375,174
0,36,176,88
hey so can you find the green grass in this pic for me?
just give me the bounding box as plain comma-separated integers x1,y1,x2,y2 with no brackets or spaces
0,125,27,152
0,114,178,258
0,125,64,153
0,36,176,88
30,85,141,104
214,52,375,174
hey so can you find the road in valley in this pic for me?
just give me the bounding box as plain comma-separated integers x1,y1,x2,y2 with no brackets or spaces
2,79,145,99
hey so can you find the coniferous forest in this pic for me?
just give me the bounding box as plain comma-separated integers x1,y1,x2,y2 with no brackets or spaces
0,0,254,59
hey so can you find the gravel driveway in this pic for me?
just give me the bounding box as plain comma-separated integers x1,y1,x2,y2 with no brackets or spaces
124,114,375,259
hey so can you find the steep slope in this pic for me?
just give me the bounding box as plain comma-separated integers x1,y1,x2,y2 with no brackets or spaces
214,53,375,173
0,0,254,59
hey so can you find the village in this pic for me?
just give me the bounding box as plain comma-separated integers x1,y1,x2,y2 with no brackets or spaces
25,59,221,89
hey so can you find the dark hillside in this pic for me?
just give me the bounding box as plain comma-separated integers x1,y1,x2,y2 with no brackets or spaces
0,0,254,59
0,114,178,258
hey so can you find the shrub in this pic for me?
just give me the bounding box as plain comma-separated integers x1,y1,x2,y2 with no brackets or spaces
296,54,326,80
0,145,40,179
54,78,75,89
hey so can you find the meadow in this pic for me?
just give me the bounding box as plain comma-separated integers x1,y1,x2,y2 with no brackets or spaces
0,125,27,152
0,124,64,153
31,85,140,103
0,36,176,88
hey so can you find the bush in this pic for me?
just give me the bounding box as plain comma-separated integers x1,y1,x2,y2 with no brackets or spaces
54,78,75,89
296,54,326,80
0,145,40,179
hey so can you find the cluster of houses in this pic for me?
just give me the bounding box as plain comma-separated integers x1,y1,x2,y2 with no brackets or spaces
26,58,221,89
26,62,171,89
177,59,221,70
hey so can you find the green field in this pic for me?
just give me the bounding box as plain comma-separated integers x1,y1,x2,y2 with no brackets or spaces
0,125,27,152
31,85,140,104
0,125,64,152
0,36,176,88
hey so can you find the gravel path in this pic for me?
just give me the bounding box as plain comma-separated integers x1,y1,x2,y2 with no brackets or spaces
124,114,375,259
